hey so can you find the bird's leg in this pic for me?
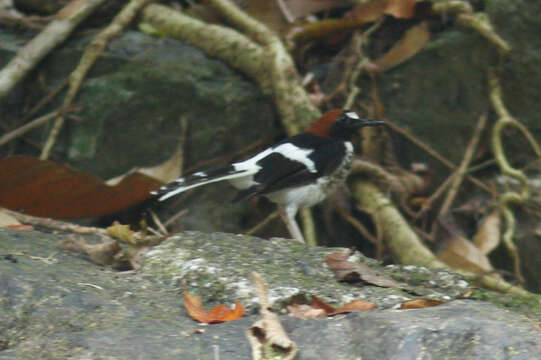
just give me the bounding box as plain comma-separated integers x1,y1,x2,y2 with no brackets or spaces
279,206,305,243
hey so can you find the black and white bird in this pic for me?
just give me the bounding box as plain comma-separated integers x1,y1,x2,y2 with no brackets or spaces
151,109,385,243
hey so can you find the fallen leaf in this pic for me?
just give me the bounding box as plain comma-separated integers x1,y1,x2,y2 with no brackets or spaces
4,224,34,231
281,0,353,21
367,21,430,73
0,156,161,219
344,0,388,23
438,235,494,274
287,304,327,318
436,214,495,275
310,295,337,313
324,249,404,288
399,298,444,309
473,210,501,255
248,272,297,360
0,208,21,228
57,236,120,266
331,298,378,314
107,221,137,244
384,0,420,19
288,295,377,319
183,291,244,324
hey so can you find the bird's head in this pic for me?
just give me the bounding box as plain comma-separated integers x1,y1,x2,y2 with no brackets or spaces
307,109,385,140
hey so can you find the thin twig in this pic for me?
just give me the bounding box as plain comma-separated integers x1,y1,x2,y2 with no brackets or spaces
1,208,108,236
40,0,155,159
337,208,377,245
299,208,317,246
385,120,493,193
184,139,266,174
415,173,456,218
245,210,280,236
488,71,534,285
22,79,69,122
0,0,107,101
439,113,488,215
0,106,78,147
149,210,168,235
163,209,188,228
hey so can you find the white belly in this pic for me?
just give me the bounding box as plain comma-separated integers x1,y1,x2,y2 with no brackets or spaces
265,181,328,208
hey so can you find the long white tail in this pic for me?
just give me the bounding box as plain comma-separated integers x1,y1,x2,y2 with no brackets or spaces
151,165,254,201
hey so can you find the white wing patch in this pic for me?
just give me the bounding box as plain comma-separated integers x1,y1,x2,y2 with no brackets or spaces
233,143,316,173
273,143,316,172
344,111,359,119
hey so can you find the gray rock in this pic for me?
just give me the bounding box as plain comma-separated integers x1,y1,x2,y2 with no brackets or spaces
1,228,540,359
0,30,277,234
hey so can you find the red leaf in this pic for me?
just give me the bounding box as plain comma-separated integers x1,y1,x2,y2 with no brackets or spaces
183,292,245,323
0,156,161,218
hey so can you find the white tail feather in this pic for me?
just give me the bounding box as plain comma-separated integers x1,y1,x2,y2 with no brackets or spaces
158,170,255,201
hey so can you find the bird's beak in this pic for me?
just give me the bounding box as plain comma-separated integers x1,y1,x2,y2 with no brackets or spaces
356,119,386,128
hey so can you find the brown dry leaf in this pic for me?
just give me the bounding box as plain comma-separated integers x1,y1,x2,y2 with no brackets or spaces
344,0,387,23
331,299,378,314
384,0,420,19
0,156,161,219
367,21,430,73
399,298,444,309
311,295,338,313
183,291,245,324
57,236,120,266
0,208,21,228
324,249,404,288
281,0,353,21
5,224,34,231
287,304,327,318
247,272,297,360
107,221,136,245
473,210,501,255
106,132,185,186
288,295,376,319
438,235,494,275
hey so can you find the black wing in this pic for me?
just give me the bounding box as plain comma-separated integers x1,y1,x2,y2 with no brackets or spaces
233,133,347,201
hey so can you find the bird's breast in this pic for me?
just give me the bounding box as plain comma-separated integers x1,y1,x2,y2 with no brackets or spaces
265,142,354,208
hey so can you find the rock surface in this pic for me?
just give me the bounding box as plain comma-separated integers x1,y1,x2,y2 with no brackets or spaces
1,228,540,359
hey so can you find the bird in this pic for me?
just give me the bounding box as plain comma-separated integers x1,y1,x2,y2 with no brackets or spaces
151,109,385,243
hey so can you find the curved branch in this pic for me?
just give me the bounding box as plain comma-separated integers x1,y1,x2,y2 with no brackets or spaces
142,2,320,136
353,181,539,301
41,0,155,160
0,0,107,101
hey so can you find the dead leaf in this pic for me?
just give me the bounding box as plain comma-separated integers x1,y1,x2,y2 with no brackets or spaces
287,304,327,318
57,236,120,266
324,249,404,288
384,0,420,19
4,224,34,231
0,156,161,219
288,295,377,319
106,125,186,186
438,235,494,275
436,213,498,276
248,272,297,360
310,295,337,313
281,0,353,21
473,210,501,255
183,291,245,324
331,298,378,314
344,0,388,23
399,298,444,309
367,21,430,73
0,208,21,227
107,221,137,244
